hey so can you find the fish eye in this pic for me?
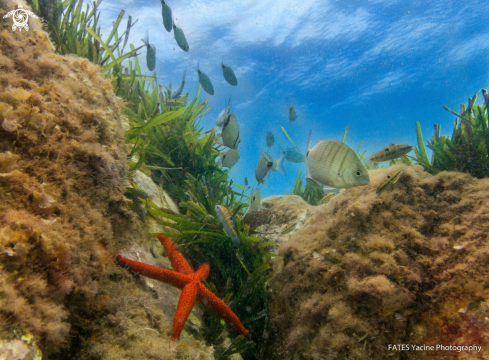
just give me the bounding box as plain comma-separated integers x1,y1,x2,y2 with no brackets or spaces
355,170,362,177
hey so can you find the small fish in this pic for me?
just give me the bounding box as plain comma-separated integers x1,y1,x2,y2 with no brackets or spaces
171,69,186,99
376,169,402,194
215,205,239,246
141,35,156,71
248,188,261,213
221,113,240,149
367,143,413,164
289,104,297,122
266,131,275,147
282,147,304,163
121,16,133,54
221,148,240,169
244,177,248,186
221,63,238,86
173,23,189,52
197,63,214,95
305,137,369,188
281,222,297,235
165,99,184,107
255,151,285,185
320,192,335,204
161,0,173,33
216,97,232,127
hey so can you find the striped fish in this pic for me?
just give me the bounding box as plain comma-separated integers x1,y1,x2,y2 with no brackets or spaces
377,169,403,194
215,205,239,246
367,143,413,164
305,137,369,188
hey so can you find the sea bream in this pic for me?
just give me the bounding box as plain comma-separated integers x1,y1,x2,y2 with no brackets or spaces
305,132,369,188
141,35,156,71
255,151,285,185
216,97,232,127
221,113,240,149
173,23,189,52
367,143,413,164
222,63,238,86
221,148,240,169
160,0,173,33
197,63,214,95
171,69,186,99
215,205,239,246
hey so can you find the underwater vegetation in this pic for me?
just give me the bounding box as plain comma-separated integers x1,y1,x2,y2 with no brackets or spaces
414,89,489,178
265,164,489,359
22,0,273,358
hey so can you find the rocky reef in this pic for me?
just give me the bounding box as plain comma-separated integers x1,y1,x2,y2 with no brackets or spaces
0,2,215,359
264,164,489,360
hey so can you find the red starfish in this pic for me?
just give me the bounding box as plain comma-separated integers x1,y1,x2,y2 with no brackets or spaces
116,234,250,340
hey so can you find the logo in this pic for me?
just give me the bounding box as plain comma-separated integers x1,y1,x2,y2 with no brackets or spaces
3,4,38,32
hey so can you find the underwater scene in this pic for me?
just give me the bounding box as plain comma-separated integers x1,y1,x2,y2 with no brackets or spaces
0,0,488,359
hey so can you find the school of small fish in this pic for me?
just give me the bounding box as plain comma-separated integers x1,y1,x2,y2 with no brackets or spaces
131,2,419,244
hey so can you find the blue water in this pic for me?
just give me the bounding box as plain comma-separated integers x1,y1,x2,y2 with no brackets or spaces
100,0,489,198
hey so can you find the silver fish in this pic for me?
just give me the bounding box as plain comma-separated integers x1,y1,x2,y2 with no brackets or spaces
306,136,369,188
221,148,240,169
141,36,156,71
197,63,214,95
289,104,297,122
255,151,285,185
161,0,173,33
173,23,189,52
221,113,240,149
216,97,232,127
248,188,261,213
222,63,238,86
171,69,186,99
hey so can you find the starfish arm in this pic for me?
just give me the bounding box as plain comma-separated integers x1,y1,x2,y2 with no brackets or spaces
116,255,191,290
158,234,194,275
195,262,210,280
171,280,198,340
197,282,249,336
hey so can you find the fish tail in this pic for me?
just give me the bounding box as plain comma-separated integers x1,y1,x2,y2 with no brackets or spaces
275,155,286,175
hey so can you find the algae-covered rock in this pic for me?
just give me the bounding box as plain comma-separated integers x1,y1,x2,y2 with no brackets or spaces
244,195,314,253
265,164,489,360
0,1,214,359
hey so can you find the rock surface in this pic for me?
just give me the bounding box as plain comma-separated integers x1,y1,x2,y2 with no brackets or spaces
264,164,489,360
243,195,315,253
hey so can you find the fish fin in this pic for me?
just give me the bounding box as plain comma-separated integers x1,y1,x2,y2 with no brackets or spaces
307,129,312,151
382,143,396,149
274,155,286,175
